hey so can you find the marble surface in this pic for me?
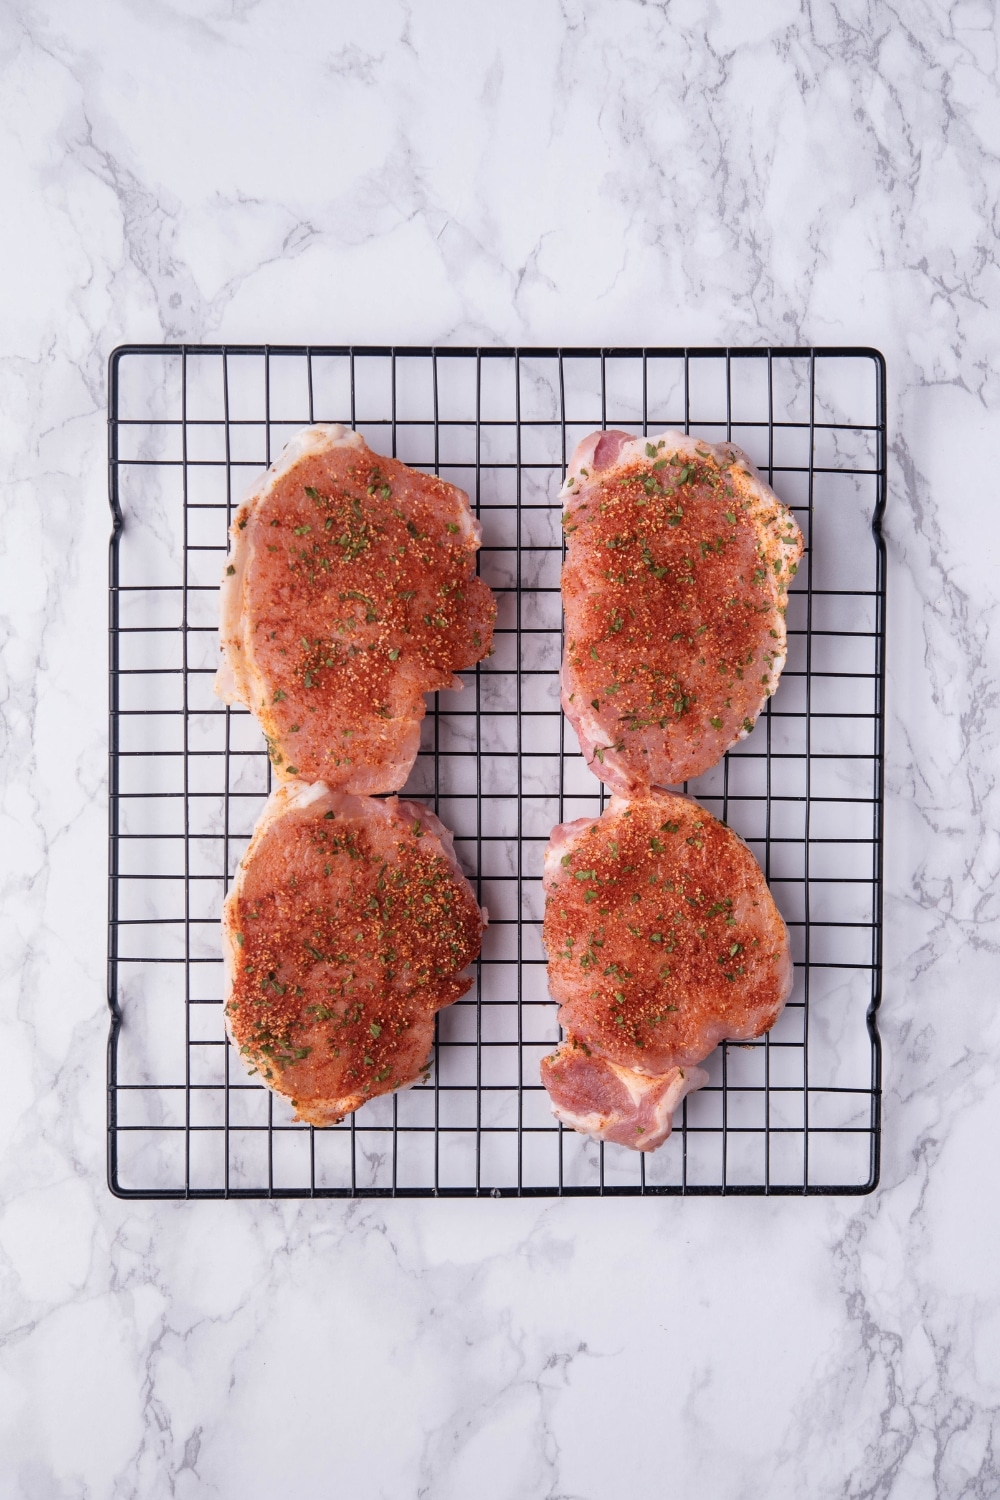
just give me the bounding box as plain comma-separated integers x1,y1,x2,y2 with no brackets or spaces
2,1,999,1494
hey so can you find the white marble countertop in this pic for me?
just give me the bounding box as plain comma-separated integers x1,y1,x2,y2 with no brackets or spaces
3,2,999,1495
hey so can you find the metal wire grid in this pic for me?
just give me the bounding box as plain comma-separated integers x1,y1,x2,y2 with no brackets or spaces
107,344,885,1198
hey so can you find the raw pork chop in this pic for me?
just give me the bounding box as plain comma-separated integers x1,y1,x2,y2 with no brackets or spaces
223,782,485,1125
540,789,793,1151
560,430,803,792
540,1043,707,1152
217,424,495,793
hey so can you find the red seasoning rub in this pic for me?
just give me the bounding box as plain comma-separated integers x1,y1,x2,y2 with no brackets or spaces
223,783,485,1126
217,425,495,793
540,790,792,1149
560,429,803,792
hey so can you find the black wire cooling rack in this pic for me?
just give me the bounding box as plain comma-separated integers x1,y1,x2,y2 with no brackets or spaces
107,344,886,1198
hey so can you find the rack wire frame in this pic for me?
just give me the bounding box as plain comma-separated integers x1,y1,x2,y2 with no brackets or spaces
107,344,886,1199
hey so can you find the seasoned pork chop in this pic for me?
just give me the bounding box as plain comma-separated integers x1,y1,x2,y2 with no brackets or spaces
223,782,485,1125
540,790,792,1149
561,430,803,792
217,425,495,793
